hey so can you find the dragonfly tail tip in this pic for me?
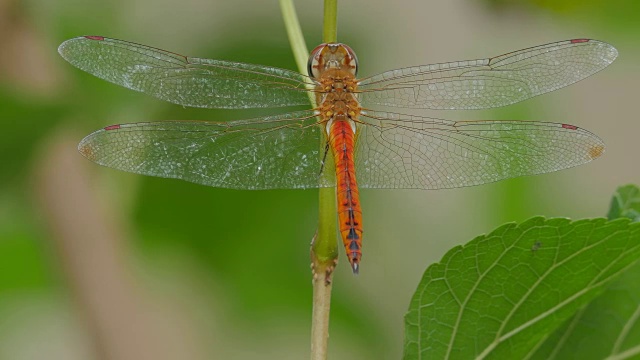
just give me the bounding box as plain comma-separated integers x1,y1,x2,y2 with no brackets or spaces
351,262,359,275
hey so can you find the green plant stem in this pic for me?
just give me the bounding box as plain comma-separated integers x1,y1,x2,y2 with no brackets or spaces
280,1,339,359
323,0,338,43
279,0,315,106
310,183,337,360
314,0,340,273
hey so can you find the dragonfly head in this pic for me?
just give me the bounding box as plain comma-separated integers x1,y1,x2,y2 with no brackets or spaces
307,43,358,79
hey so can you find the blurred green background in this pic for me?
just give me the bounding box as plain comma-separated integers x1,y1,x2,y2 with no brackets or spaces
0,0,637,359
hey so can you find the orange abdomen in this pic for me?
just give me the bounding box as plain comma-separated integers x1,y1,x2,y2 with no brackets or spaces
329,119,363,273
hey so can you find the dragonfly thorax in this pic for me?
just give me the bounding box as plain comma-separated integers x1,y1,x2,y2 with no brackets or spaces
317,79,361,127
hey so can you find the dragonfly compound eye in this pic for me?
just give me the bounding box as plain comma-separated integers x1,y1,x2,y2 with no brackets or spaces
339,44,358,77
307,43,327,79
307,43,359,78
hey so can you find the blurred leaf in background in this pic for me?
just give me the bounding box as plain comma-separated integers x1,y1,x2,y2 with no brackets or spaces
608,184,640,222
484,0,640,33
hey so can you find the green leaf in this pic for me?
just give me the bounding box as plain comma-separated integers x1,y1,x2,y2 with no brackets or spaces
529,260,640,360
608,184,640,222
403,217,640,359
528,184,640,360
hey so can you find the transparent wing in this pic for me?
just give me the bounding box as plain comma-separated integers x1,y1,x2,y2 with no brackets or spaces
58,36,315,109
358,39,617,110
355,110,605,189
78,109,605,191
78,110,334,189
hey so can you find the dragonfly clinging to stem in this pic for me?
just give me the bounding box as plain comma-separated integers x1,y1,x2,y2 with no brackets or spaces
58,36,617,273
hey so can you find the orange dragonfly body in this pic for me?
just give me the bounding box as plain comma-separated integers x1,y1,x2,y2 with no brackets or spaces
58,36,617,273
310,44,364,271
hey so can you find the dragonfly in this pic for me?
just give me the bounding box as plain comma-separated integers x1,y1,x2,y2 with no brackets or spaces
58,36,617,273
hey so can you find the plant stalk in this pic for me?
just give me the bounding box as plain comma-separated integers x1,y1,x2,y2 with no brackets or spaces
280,0,339,359
323,0,338,43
